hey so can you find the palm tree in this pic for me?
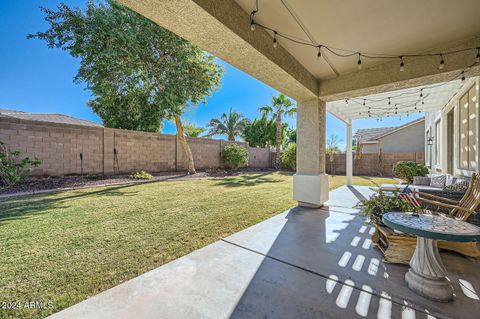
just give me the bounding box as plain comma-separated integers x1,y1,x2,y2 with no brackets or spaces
259,94,296,168
207,108,250,141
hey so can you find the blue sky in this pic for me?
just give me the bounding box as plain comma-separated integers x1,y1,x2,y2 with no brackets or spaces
0,0,421,148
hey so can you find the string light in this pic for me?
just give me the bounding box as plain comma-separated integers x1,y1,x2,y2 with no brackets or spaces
461,70,466,81
438,54,445,70
388,97,391,105
250,8,257,31
249,1,480,71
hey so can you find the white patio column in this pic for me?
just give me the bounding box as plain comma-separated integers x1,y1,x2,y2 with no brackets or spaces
294,98,329,207
346,119,353,186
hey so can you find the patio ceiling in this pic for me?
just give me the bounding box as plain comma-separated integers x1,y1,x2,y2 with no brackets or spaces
235,0,480,80
327,79,464,122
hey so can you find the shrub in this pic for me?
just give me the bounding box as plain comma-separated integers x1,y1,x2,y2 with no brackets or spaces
129,170,153,179
361,188,416,226
282,142,296,170
0,141,42,187
392,161,429,183
223,144,249,169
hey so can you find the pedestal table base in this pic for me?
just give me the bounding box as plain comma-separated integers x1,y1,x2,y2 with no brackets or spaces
405,237,453,302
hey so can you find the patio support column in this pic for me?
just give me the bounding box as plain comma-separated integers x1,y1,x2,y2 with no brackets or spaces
346,119,353,186
294,98,329,208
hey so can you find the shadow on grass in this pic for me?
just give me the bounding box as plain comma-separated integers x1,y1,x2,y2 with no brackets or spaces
214,172,282,187
0,184,139,223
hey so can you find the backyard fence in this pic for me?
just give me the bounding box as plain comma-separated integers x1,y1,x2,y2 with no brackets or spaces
0,117,274,176
325,152,425,176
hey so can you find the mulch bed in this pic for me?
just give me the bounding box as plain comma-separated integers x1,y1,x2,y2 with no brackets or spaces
0,168,277,197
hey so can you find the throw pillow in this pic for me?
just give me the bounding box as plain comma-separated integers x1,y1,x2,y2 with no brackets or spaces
430,174,446,188
444,180,469,192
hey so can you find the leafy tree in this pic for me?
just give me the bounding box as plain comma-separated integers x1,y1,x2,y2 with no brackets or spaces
243,115,287,148
29,0,223,174
259,94,296,168
207,107,249,141
326,134,343,157
326,134,342,174
285,128,296,146
182,122,206,138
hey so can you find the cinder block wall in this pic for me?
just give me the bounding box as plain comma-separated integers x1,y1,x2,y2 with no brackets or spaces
0,117,274,176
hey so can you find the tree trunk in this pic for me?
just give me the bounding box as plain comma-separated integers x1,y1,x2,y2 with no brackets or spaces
175,115,196,174
275,113,282,169
228,134,235,141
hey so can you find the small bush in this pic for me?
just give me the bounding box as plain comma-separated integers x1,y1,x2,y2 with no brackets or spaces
223,144,249,169
392,161,429,183
129,170,153,179
282,142,296,170
0,141,42,188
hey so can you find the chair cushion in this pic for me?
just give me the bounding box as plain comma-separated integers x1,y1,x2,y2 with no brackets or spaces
430,174,446,188
444,180,469,192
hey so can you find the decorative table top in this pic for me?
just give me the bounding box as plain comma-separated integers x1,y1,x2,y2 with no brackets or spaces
383,212,480,242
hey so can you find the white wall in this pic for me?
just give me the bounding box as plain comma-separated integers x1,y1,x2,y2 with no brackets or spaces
424,77,480,178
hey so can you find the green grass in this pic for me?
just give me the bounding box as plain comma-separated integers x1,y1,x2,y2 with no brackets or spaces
0,172,395,318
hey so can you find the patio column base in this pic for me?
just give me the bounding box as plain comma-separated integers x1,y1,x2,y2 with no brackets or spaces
293,174,329,208
405,237,453,302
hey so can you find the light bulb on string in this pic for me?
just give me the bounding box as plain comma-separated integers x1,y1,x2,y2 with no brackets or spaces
461,70,466,81
357,53,362,70
388,97,391,105
273,31,278,48
317,45,322,59
345,99,349,105
363,99,366,106
476,47,480,63
420,89,423,98
399,56,404,72
438,54,445,70
250,11,256,31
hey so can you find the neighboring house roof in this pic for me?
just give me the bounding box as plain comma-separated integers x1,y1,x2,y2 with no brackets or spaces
0,108,103,127
354,117,424,144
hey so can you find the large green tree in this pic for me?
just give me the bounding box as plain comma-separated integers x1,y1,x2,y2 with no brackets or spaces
29,0,223,174
243,115,287,148
259,94,296,168
207,108,249,141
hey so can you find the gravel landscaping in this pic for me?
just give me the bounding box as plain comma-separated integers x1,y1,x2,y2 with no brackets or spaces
0,168,276,196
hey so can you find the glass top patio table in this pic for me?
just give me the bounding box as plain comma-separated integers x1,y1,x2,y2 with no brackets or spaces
382,212,480,243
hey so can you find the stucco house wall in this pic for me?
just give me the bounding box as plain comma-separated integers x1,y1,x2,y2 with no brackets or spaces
377,120,425,153
357,119,425,153
424,76,480,178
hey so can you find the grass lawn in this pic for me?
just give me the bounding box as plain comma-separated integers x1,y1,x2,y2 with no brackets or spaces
0,172,395,318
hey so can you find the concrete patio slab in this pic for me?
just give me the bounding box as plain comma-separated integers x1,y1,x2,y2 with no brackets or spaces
48,186,480,319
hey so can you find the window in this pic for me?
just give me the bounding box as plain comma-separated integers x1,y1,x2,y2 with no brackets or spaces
459,85,477,170
435,120,441,166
